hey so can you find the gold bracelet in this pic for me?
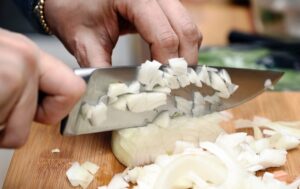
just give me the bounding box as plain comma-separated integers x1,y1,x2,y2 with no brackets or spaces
34,0,52,34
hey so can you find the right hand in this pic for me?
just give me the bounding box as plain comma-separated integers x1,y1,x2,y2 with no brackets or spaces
0,29,86,148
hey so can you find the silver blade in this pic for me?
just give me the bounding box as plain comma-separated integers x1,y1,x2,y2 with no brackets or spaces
61,66,283,135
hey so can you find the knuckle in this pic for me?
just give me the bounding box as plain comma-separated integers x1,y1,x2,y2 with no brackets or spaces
181,22,201,43
157,31,179,51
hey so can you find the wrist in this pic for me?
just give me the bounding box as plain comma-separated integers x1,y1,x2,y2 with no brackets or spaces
34,0,52,34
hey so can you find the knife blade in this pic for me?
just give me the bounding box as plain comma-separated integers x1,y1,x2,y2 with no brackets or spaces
60,66,283,135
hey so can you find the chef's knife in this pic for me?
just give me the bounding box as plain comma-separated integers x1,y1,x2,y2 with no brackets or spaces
61,66,283,135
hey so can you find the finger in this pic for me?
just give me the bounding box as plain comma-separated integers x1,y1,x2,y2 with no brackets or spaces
115,0,179,63
0,54,38,148
0,75,38,148
157,0,202,65
35,51,86,125
72,28,113,68
0,49,25,124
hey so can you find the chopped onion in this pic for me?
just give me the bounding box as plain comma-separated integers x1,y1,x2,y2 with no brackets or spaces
81,161,100,175
163,72,180,89
152,86,171,94
175,96,193,116
107,83,129,103
112,113,226,166
258,149,287,168
188,68,202,87
168,58,188,75
66,162,94,189
128,81,140,94
198,65,211,86
81,103,93,120
153,111,170,128
219,69,232,84
126,92,167,113
51,148,60,153
264,79,274,90
110,95,128,111
106,173,129,189
138,60,163,90
177,74,190,88
210,71,230,98
90,102,107,126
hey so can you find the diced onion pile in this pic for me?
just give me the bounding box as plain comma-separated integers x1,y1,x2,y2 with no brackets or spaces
98,116,300,189
80,58,239,127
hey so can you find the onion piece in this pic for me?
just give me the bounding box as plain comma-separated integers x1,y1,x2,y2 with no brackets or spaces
51,148,60,153
81,161,100,175
153,154,227,188
128,81,140,94
198,65,211,86
210,71,230,98
90,102,107,126
153,111,170,128
177,74,190,88
264,79,274,90
188,68,202,87
107,83,129,103
269,133,300,150
258,149,287,168
81,103,93,120
66,162,94,189
106,173,129,189
175,96,193,116
138,60,163,90
163,72,180,89
126,92,167,113
168,58,188,75
110,95,128,111
219,69,232,84
152,86,171,94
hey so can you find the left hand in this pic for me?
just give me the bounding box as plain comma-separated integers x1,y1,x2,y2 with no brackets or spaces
44,0,202,67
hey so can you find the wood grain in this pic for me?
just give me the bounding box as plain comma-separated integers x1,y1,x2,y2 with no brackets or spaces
3,92,300,188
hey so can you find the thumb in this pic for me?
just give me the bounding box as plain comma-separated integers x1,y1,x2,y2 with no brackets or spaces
73,28,114,68
35,50,86,125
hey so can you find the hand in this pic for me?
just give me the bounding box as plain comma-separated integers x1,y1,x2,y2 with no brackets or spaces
0,29,85,148
44,0,202,67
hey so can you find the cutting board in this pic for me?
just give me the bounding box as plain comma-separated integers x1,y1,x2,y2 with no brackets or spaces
3,92,300,188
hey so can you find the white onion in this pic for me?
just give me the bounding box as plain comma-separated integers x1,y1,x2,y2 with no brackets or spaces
66,162,94,189
163,72,180,89
188,68,202,87
81,161,100,175
210,71,230,99
198,65,211,86
128,81,141,94
175,96,193,116
90,102,107,126
138,60,163,90
152,86,171,94
107,83,129,103
126,92,167,113
177,74,190,88
264,79,274,90
51,148,60,153
112,113,226,166
168,58,188,75
219,69,232,84
106,173,129,189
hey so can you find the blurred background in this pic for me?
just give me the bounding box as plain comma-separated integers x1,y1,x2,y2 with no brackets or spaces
0,0,300,186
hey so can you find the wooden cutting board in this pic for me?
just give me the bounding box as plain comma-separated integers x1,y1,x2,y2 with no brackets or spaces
3,92,300,188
